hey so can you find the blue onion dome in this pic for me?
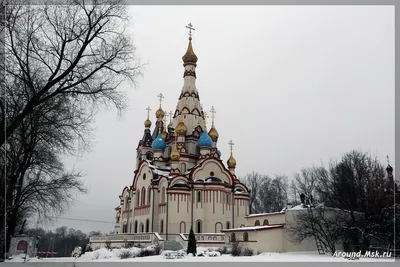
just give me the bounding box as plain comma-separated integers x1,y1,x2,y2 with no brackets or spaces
152,133,166,150
198,130,213,147
217,150,221,157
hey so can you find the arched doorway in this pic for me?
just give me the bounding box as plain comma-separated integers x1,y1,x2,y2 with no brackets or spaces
180,221,186,233
215,222,223,233
196,220,202,233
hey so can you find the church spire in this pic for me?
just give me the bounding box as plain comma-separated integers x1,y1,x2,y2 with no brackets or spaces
208,106,219,142
144,106,152,128
155,93,165,120
182,23,198,65
172,23,205,136
227,140,236,169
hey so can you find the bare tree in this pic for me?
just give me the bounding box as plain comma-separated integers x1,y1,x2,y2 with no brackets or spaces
288,179,299,206
293,167,319,205
315,150,388,251
258,174,288,213
286,206,349,255
242,172,263,214
0,97,87,255
0,0,142,147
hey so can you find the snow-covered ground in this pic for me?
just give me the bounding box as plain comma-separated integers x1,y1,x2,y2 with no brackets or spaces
7,247,395,263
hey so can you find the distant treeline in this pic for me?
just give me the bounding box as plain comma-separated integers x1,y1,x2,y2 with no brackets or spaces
26,227,103,257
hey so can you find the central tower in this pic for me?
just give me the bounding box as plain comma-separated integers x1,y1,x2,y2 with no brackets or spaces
171,23,207,169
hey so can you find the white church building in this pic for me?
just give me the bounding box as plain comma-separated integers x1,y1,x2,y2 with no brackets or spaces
89,25,320,254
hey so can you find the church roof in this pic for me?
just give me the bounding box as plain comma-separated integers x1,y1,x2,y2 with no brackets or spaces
220,225,284,232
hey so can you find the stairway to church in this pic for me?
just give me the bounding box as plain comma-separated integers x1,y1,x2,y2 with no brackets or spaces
163,240,185,251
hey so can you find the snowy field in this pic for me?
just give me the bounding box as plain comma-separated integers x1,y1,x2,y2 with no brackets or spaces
7,247,395,263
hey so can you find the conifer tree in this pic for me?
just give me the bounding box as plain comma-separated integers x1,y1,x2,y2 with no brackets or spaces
187,226,197,256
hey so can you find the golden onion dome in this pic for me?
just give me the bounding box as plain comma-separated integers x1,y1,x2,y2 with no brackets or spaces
155,106,165,119
182,37,198,64
175,115,187,135
144,118,152,128
171,143,180,161
227,153,236,168
208,123,219,142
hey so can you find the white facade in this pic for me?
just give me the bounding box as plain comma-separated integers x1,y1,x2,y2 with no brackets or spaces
108,34,325,254
114,36,250,242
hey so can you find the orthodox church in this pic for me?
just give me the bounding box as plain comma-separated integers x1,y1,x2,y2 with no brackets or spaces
115,24,250,239
105,25,397,254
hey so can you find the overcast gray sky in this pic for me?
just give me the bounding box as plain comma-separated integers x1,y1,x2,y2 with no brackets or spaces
38,6,394,234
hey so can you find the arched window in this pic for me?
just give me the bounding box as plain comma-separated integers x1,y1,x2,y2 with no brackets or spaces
140,223,144,233
161,187,166,202
255,220,260,226
181,163,186,173
230,233,236,242
263,219,269,226
226,221,230,229
146,152,153,160
123,222,127,233
180,221,186,233
197,191,201,203
17,240,27,251
129,222,132,233
147,186,151,204
226,194,229,204
215,222,223,233
134,221,138,233
125,197,129,210
141,187,146,206
243,232,249,242
146,219,150,233
136,190,140,206
160,220,164,234
196,220,202,233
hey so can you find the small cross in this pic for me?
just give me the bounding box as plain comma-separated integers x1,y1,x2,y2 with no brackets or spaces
186,23,195,37
169,111,174,122
210,106,216,123
387,155,390,165
203,111,209,125
146,106,151,118
157,93,164,106
228,140,234,153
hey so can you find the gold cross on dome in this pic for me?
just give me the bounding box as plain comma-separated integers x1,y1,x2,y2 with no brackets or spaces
203,111,209,128
210,106,216,123
186,23,195,37
228,140,234,152
168,111,174,123
387,155,390,165
157,93,164,106
146,106,151,118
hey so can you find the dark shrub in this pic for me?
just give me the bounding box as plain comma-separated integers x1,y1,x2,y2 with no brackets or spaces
243,247,254,256
230,242,242,257
119,250,133,259
217,246,229,254
154,243,162,255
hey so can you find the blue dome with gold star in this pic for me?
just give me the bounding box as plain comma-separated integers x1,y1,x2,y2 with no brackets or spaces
152,133,166,150
198,130,212,147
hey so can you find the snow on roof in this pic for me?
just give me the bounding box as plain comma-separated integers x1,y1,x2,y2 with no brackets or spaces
287,204,307,210
221,224,284,232
246,211,285,218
